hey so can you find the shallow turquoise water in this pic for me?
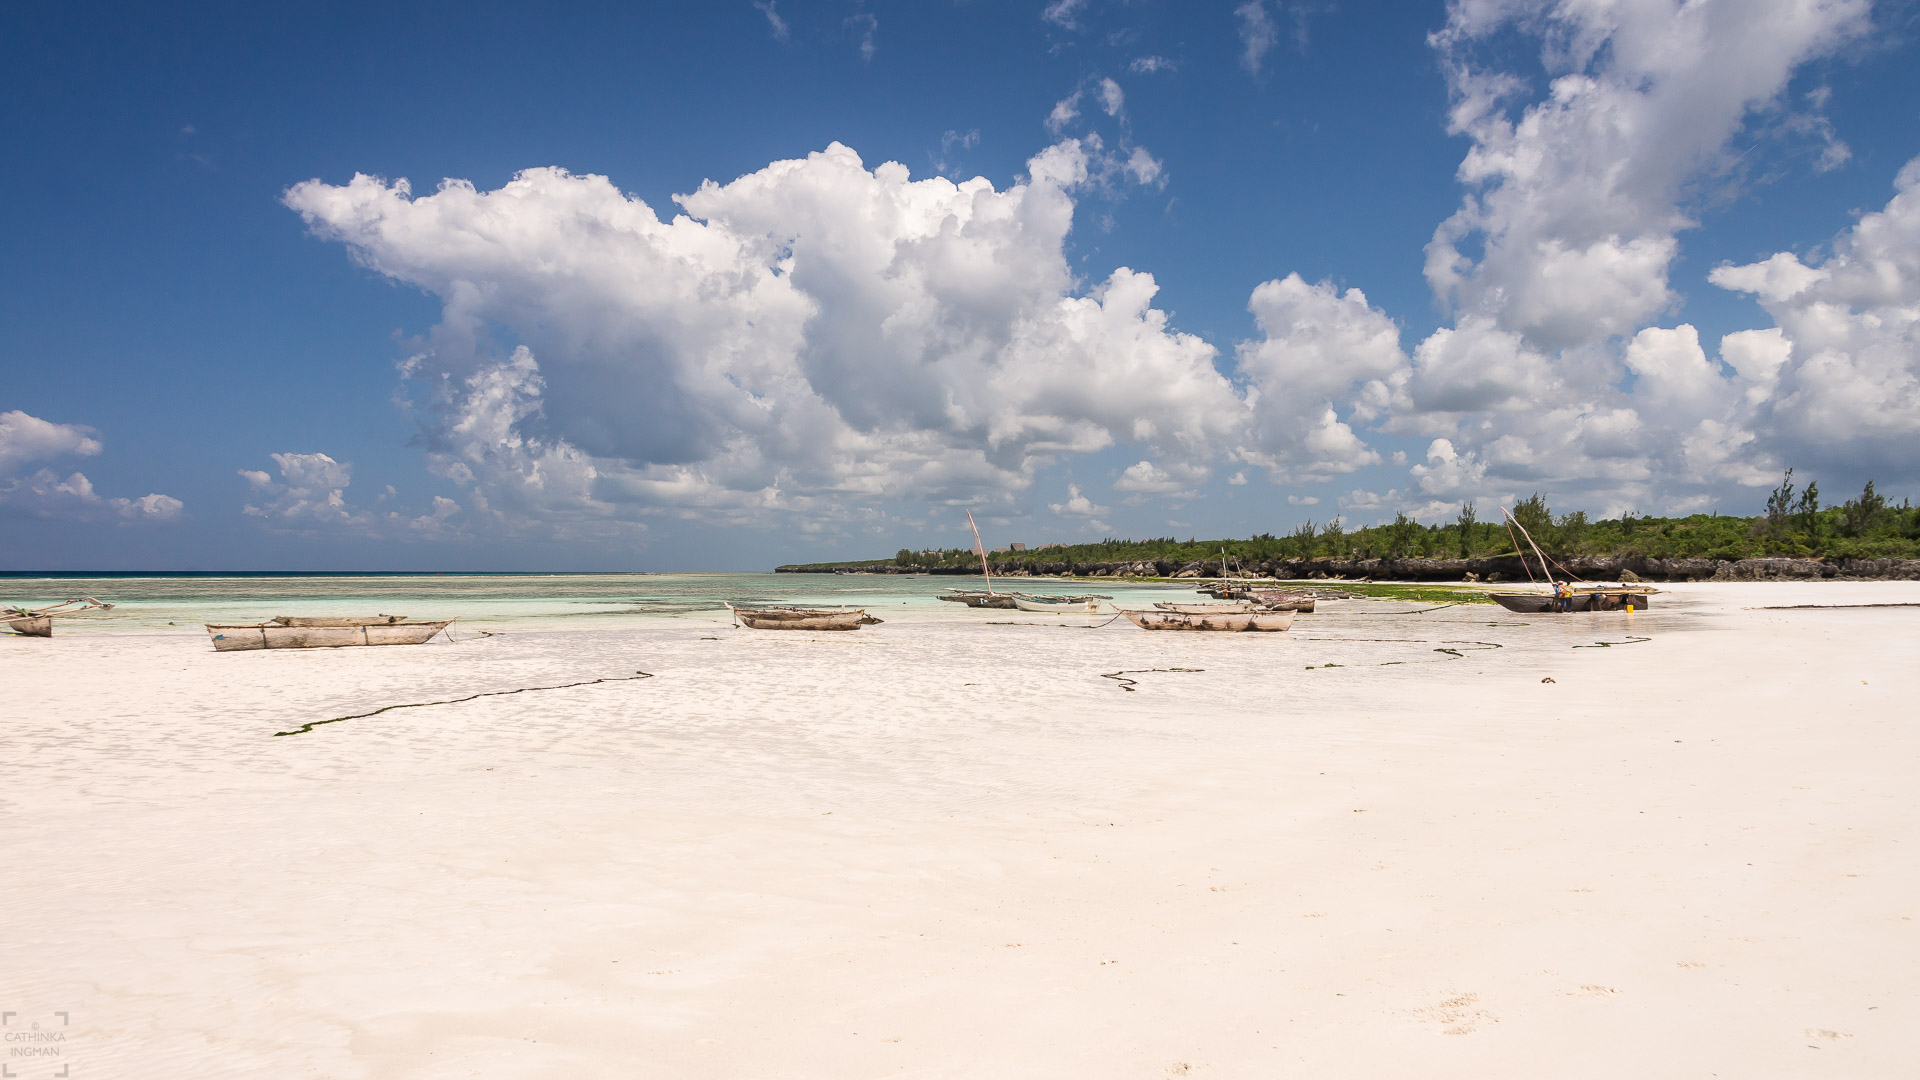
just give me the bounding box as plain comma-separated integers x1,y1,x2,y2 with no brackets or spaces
0,573,1200,632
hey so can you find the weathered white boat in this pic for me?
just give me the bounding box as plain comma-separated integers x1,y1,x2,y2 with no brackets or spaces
1154,601,1255,615
1248,592,1317,613
1246,610,1297,631
205,615,454,652
725,603,882,631
1011,595,1101,612
1122,609,1295,632
939,590,1020,609
5,596,114,637
6,613,52,636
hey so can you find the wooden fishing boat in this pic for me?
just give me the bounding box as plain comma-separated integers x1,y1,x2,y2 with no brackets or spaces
1011,595,1101,612
725,603,882,631
1488,508,1659,614
1122,608,1295,632
6,613,52,636
939,590,1020,609
5,596,114,637
1154,601,1254,615
205,615,454,652
1156,598,1313,616
1247,592,1316,613
1487,587,1652,613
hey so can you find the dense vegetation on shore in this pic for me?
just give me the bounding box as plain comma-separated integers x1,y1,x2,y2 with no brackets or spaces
785,475,1920,571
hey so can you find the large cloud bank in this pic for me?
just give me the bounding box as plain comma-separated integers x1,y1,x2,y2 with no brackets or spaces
285,140,1239,536
285,0,1916,535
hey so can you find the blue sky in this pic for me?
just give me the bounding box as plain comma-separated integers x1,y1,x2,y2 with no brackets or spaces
4,0,1918,570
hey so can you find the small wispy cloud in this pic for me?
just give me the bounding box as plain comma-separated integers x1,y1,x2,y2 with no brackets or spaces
754,0,789,43
845,11,877,61
1236,1,1322,75
1042,0,1088,30
1236,1,1278,74
1047,89,1083,134
1128,55,1175,74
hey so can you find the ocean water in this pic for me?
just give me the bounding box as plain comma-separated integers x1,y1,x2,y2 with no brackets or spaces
0,573,1203,633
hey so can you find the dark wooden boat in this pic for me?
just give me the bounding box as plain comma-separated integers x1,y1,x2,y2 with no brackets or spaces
1489,508,1658,614
1488,588,1650,613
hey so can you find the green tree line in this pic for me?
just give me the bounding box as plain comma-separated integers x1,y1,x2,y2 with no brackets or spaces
811,473,1919,571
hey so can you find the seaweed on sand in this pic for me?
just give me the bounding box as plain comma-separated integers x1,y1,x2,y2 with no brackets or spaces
274,671,655,737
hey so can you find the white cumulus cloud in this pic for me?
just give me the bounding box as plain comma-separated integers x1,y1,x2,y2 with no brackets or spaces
286,141,1242,534
0,410,181,522
1048,483,1110,517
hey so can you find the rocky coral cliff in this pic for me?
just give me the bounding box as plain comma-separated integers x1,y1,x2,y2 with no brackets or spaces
776,554,1920,582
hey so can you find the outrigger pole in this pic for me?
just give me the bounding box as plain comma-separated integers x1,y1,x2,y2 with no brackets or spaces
966,510,994,596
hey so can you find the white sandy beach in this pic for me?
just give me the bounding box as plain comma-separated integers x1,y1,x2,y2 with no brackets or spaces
3,581,1917,1077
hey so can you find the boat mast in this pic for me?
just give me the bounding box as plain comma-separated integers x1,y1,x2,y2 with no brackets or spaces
1501,507,1557,587
966,510,994,595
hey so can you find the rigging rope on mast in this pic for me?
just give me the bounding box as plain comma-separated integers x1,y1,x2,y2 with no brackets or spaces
966,510,994,595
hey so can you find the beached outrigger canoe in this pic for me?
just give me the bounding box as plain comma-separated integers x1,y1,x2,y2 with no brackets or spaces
939,590,1021,609
725,603,882,631
1122,608,1296,632
1155,598,1315,616
5,596,114,637
1247,592,1317,613
205,615,455,652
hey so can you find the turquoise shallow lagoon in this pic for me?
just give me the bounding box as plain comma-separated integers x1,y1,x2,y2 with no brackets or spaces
0,573,1201,632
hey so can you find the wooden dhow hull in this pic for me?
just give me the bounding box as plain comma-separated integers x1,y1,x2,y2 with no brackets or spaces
206,616,454,652
1488,591,1650,614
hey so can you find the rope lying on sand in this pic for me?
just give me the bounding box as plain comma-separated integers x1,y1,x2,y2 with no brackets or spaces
1752,602,1920,610
1101,667,1204,692
1302,639,1504,669
1572,636,1651,649
1339,602,1464,615
273,672,655,737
